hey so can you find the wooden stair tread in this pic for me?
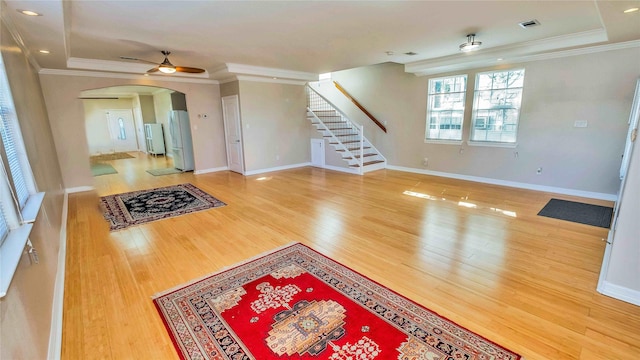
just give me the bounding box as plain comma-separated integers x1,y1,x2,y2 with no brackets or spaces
336,146,372,152
325,134,358,138
351,153,376,159
309,106,384,171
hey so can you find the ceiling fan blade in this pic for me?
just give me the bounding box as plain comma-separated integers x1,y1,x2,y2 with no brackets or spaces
147,67,160,73
120,56,160,65
175,66,205,74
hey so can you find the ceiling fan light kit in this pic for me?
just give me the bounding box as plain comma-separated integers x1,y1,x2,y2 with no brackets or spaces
158,65,177,74
121,50,205,74
460,34,482,52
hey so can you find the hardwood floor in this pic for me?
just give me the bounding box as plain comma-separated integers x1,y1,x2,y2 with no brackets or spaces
62,152,640,359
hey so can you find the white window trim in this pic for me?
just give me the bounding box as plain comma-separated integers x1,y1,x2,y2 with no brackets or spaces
425,74,468,142
467,140,518,148
425,139,464,145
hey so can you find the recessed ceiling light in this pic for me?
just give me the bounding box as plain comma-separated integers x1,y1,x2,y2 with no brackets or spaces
497,58,504,61
404,52,418,56
18,9,41,16
385,51,394,56
624,7,639,13
38,50,50,54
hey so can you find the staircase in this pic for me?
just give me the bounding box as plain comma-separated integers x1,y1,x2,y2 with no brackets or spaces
306,85,386,174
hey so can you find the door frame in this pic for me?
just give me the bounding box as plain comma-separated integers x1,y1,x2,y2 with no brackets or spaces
597,78,640,295
105,109,139,152
222,95,245,174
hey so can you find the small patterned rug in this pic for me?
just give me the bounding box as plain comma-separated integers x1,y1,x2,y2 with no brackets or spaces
146,167,184,176
100,183,226,231
153,243,521,360
90,152,135,162
90,163,117,176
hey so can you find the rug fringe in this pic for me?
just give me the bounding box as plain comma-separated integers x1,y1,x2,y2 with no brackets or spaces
151,241,301,299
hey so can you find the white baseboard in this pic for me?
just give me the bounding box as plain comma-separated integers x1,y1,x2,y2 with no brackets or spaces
321,164,359,175
48,192,68,360
386,165,616,201
194,166,229,175
597,281,640,306
65,186,94,194
244,162,311,176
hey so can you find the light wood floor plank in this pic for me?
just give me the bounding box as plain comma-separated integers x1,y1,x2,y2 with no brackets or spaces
63,153,640,359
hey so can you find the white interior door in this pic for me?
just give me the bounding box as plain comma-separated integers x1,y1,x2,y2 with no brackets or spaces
222,95,244,174
311,139,325,167
106,109,138,152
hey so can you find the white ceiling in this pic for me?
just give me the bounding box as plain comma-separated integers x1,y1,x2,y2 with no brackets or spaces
2,0,639,82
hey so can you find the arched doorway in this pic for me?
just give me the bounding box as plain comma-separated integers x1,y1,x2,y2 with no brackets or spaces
81,85,193,178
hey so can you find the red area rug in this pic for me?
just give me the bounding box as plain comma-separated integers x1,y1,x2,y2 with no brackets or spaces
153,243,521,360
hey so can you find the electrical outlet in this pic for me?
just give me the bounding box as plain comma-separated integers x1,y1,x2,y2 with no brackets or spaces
423,157,428,167
536,167,542,175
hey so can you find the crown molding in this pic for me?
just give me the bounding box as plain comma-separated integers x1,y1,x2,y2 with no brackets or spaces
38,68,219,84
235,75,308,86
0,3,42,72
408,39,640,76
405,29,615,76
212,63,317,82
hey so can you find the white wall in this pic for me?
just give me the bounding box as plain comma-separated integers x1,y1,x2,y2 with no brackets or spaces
1,19,66,360
39,74,225,189
153,91,173,157
139,95,156,124
237,81,309,172
329,47,640,196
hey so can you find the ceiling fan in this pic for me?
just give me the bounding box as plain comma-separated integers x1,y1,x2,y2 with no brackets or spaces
120,50,205,74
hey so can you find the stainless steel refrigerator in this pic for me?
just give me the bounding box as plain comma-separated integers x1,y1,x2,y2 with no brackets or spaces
169,110,195,171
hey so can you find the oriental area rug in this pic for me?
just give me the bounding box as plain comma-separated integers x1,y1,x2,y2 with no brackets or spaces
90,151,135,162
153,243,521,360
100,183,226,231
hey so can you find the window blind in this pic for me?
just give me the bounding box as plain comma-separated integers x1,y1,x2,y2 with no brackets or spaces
0,57,29,209
0,109,29,208
0,206,7,244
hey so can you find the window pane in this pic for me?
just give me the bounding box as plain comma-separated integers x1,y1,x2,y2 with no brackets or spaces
471,69,525,143
426,75,467,141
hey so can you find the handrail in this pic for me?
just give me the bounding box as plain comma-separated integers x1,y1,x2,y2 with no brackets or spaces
333,81,387,133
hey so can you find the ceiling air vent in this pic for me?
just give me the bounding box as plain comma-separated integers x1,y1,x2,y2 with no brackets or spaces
519,19,540,29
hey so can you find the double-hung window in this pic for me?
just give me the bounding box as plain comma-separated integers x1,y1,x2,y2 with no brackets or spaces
470,69,525,144
425,75,467,142
0,52,43,297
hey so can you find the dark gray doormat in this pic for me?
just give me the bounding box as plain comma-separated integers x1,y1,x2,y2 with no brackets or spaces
537,198,613,228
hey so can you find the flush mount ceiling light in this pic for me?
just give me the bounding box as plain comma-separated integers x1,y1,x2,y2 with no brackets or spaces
38,50,50,54
459,34,482,52
17,9,41,16
624,7,639,13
